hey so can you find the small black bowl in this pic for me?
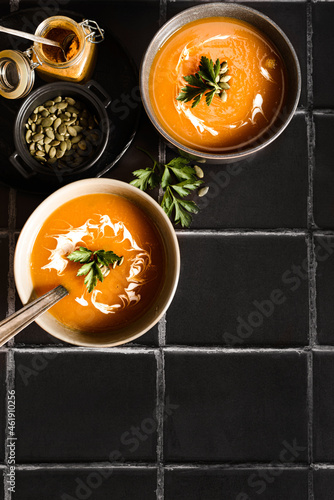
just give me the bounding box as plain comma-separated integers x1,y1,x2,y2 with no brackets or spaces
10,80,111,179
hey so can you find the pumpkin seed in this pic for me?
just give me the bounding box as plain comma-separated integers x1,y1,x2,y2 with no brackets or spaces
56,101,68,110
58,123,67,135
68,126,77,137
220,75,231,83
49,147,56,158
46,129,55,140
219,82,230,90
60,142,67,152
53,117,61,130
198,186,209,197
56,148,65,158
25,130,32,143
49,106,57,113
55,133,65,142
54,96,62,103
194,165,204,178
78,140,87,151
65,97,76,105
45,144,51,154
50,140,60,146
32,133,44,142
220,90,227,102
71,134,82,144
42,117,53,127
35,150,45,157
45,100,54,107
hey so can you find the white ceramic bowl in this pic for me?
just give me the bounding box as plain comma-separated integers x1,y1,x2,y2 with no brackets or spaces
14,179,180,347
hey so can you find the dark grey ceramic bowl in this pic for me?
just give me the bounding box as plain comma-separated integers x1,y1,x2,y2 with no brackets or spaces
140,3,301,163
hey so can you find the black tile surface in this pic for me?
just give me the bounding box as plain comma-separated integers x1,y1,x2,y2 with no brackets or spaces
167,234,308,346
315,236,334,345
313,3,334,109
313,469,334,500
313,115,334,229
14,351,157,462
13,468,157,500
0,352,6,463
192,115,308,229
314,352,334,462
164,352,308,462
165,468,309,500
0,0,333,498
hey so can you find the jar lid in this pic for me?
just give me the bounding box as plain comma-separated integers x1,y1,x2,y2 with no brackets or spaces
0,49,35,99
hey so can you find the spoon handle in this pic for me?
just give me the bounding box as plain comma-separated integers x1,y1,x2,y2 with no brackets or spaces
0,25,62,48
0,285,68,347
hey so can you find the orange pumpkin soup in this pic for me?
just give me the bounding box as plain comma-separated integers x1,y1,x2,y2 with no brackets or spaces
149,17,286,152
30,194,165,332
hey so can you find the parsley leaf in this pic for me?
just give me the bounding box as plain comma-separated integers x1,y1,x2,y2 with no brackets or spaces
176,56,231,107
131,150,207,228
66,247,124,293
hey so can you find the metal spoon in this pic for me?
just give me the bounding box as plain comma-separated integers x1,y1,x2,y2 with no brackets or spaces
0,26,75,61
0,285,68,347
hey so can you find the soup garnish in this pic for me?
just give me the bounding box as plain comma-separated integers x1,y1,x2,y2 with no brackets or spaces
66,246,123,293
177,56,231,107
30,193,166,333
131,150,205,227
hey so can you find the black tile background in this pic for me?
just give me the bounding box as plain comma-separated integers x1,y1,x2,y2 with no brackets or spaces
13,468,157,500
313,469,334,500
164,352,308,462
14,351,157,462
166,234,309,346
0,0,332,498
164,468,309,500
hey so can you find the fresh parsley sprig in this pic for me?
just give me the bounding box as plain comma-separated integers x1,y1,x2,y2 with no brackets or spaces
176,56,231,108
130,150,204,228
67,247,123,293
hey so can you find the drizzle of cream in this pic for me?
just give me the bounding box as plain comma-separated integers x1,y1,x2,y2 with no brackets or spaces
42,215,153,315
175,35,231,73
250,93,267,124
175,101,219,136
260,66,275,83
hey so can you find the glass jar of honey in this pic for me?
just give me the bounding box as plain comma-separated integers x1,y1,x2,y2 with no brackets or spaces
33,16,104,83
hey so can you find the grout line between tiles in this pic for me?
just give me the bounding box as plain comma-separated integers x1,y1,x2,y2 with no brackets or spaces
6,189,16,348
176,229,309,236
7,461,311,469
308,234,317,347
12,345,334,352
156,0,167,483
155,349,165,500
306,2,315,498
14,462,158,470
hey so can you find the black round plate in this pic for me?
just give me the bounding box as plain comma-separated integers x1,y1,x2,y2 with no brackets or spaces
0,8,140,193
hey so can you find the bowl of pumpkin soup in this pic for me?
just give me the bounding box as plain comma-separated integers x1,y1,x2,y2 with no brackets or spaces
14,179,180,346
141,3,301,162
